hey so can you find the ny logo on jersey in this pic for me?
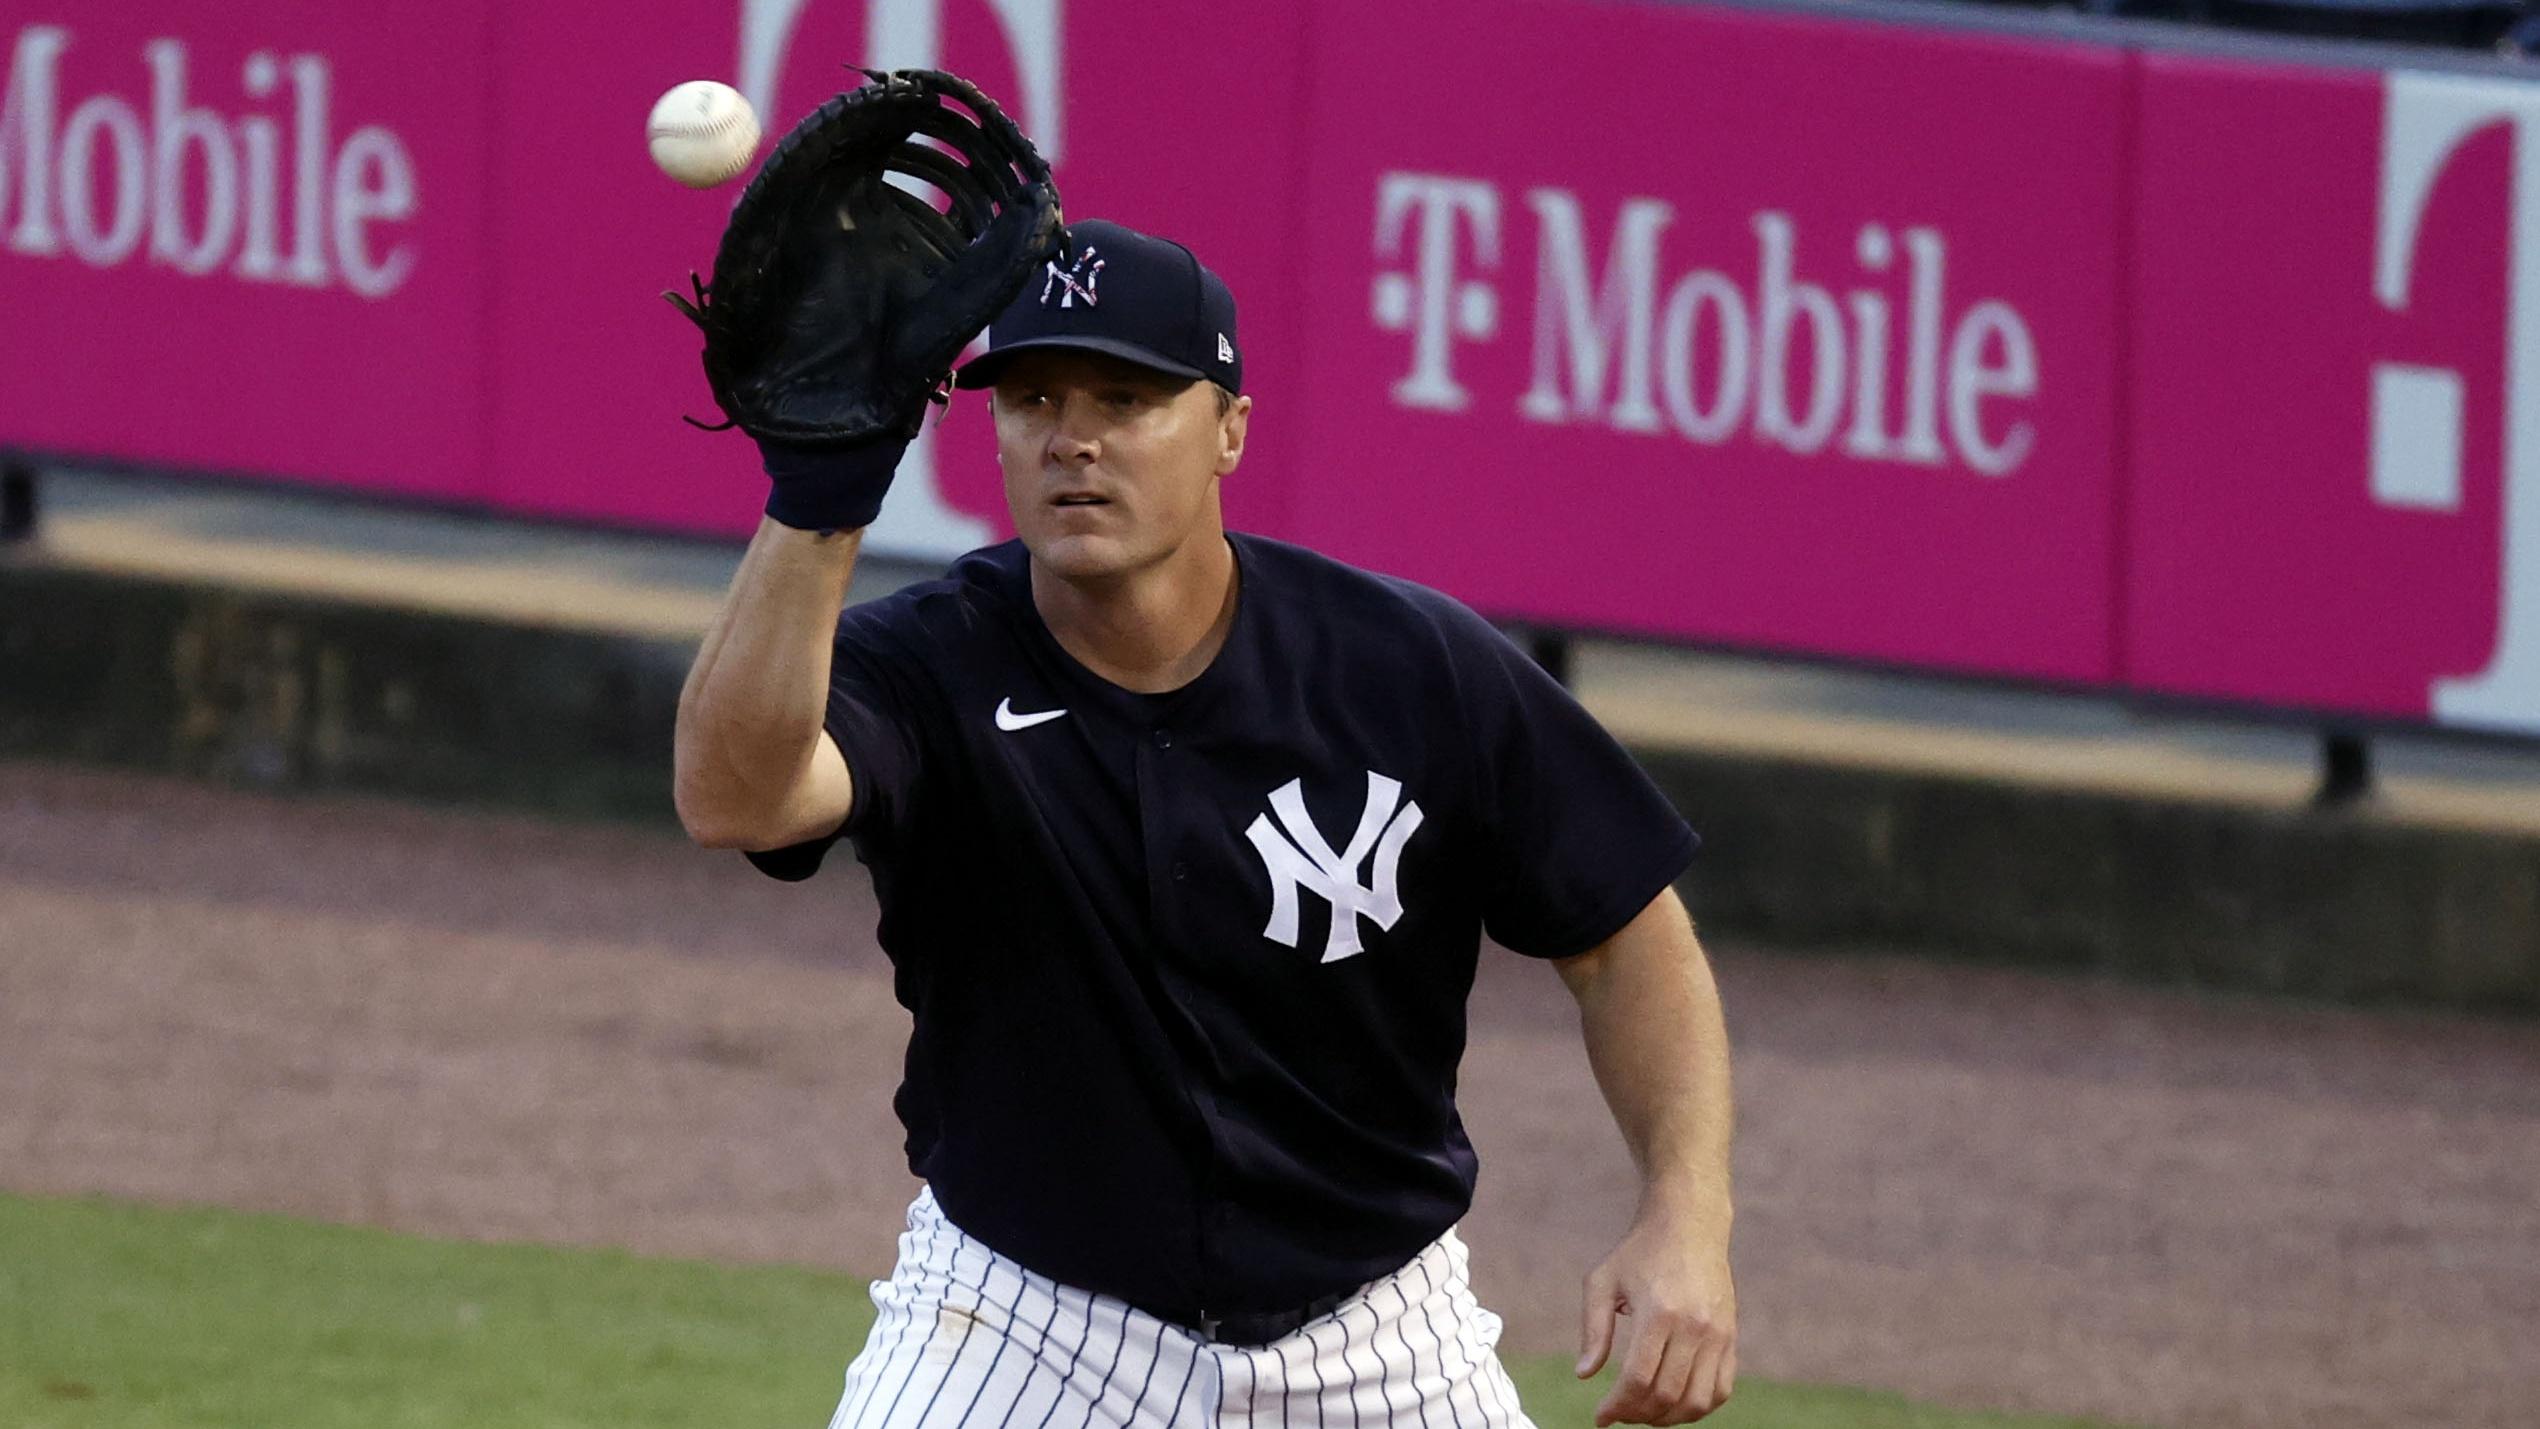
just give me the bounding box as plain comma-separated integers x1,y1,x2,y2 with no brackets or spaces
1244,772,1424,964
1042,246,1104,308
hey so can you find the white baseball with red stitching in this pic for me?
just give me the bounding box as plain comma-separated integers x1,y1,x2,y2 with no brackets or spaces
646,80,761,189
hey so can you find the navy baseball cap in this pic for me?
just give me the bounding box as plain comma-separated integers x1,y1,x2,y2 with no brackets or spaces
953,219,1243,394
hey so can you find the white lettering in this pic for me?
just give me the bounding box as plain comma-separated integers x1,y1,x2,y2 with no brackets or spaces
60,93,144,264
1362,173,2041,480
1842,224,1897,461
2377,71,2540,734
330,125,414,297
233,53,282,280
1947,300,2038,477
1,25,67,254
145,39,239,275
1658,269,1750,445
0,28,415,296
287,53,329,286
1753,211,1846,454
1372,172,1502,412
1521,189,1671,431
1898,227,1950,466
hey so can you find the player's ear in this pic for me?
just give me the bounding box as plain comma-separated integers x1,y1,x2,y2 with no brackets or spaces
1215,393,1251,477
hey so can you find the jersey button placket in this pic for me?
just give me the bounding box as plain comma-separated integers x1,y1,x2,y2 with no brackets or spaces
1132,724,1192,939
1135,725,1227,1317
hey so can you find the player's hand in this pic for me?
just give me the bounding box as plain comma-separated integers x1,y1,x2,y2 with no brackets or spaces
1575,1202,1737,1426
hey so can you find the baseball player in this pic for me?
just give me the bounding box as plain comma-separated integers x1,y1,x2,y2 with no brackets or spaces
669,74,1733,1429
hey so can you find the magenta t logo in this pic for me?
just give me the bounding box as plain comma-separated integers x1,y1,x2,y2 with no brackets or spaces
2375,72,2540,734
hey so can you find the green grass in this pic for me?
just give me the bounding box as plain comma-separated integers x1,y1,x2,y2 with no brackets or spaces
0,1194,2115,1428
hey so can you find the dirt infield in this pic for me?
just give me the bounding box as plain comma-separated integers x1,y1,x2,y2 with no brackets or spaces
2,761,2532,1428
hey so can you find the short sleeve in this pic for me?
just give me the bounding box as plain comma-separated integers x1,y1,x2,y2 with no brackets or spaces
742,600,931,882
1450,614,1699,958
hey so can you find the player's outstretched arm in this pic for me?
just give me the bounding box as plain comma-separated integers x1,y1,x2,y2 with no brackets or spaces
1556,888,1738,1427
674,516,858,850
659,69,1058,849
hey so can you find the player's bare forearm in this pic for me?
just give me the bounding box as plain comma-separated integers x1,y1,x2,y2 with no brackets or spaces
1558,888,1733,1222
1558,887,1737,1425
674,516,860,849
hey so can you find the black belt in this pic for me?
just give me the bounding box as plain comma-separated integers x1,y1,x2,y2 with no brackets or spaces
1146,1286,1359,1348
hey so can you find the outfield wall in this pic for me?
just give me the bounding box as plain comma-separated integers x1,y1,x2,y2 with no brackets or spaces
5,0,2539,737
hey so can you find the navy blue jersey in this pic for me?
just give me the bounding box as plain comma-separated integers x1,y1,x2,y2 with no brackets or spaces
749,533,1696,1321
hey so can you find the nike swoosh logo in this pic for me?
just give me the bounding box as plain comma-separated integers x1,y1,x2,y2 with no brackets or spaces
995,698,1069,732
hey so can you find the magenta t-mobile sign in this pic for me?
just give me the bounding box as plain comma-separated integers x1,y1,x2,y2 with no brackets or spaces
2375,74,2540,730
1,26,418,297
1368,177,2040,481
1281,0,2123,687
2130,55,2540,737
8,0,2540,737
0,9,479,498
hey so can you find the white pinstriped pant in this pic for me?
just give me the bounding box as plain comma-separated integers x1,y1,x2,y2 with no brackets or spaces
826,1187,1540,1429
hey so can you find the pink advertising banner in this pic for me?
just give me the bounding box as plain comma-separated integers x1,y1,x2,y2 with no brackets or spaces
12,0,2540,734
2126,52,2540,737
1,3,493,499
0,0,1309,547
478,0,1311,550
1284,0,2128,682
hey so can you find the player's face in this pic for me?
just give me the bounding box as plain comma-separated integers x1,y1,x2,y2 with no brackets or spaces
991,350,1250,582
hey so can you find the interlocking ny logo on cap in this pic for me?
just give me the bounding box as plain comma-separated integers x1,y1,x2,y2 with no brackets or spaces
1042,247,1104,308
1245,772,1424,964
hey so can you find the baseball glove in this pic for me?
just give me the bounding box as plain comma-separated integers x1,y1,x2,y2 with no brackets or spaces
666,68,1063,448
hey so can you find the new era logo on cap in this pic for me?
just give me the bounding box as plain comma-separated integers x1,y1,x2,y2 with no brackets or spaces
954,219,1244,395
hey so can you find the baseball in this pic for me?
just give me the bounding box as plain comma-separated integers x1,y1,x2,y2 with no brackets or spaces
646,80,760,189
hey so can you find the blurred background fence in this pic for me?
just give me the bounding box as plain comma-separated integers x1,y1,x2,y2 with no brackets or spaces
8,0,2540,751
